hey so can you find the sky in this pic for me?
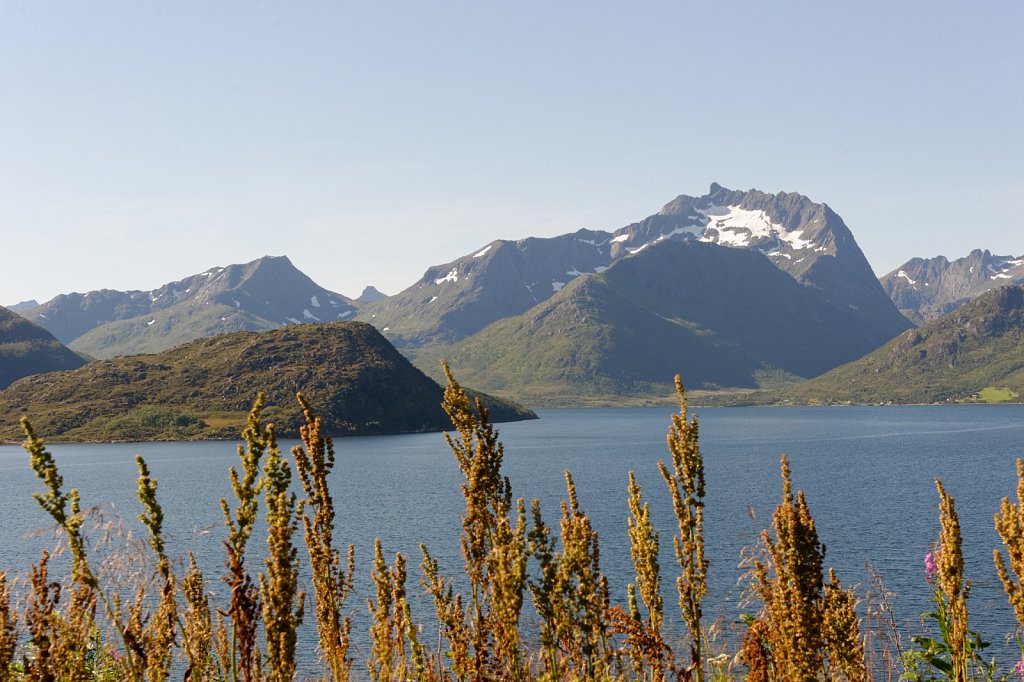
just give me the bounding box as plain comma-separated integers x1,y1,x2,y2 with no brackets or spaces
1,1,1021,305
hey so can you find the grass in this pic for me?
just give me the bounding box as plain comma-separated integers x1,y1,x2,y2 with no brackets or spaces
977,386,1020,403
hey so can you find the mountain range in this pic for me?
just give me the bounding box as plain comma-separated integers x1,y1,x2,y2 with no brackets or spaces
21,256,359,359
418,238,922,403
880,249,1024,323
358,183,911,356
4,183,1020,409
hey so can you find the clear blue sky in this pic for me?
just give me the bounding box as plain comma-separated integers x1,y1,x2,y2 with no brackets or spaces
2,1,1021,304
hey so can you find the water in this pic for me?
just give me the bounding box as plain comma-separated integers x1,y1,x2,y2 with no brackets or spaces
2,404,1024,674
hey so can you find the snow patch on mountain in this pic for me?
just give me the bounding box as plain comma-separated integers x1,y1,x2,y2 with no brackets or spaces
310,295,320,307
303,309,320,321
898,270,917,285
696,205,814,252
473,245,493,258
435,268,460,285
552,281,566,292
611,234,630,244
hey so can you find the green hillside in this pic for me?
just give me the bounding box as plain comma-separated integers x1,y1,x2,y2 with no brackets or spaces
0,307,87,390
69,302,280,359
783,285,1024,404
419,240,901,405
0,321,535,442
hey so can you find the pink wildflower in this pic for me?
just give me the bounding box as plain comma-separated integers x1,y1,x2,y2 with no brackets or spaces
924,549,938,583
1014,657,1024,680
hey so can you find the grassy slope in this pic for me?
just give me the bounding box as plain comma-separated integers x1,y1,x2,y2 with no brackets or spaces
0,307,87,389
69,302,280,359
781,286,1024,404
0,321,535,442
418,240,893,406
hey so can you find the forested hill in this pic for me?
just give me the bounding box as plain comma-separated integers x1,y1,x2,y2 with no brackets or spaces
0,321,535,442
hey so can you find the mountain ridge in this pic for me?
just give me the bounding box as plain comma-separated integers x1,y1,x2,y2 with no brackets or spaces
880,249,1024,323
418,239,906,405
24,256,359,359
360,184,911,354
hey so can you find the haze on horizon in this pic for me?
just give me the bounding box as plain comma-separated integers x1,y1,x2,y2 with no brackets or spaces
2,1,1021,305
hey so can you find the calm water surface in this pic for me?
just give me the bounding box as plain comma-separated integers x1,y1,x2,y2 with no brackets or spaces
2,405,1024,672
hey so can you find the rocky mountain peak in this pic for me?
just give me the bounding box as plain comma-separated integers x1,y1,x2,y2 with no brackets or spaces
357,286,388,303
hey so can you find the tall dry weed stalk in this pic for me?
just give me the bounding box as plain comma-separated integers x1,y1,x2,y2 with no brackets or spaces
23,417,102,681
367,540,429,682
743,455,866,682
994,457,1024,628
934,479,970,681
659,375,708,682
292,391,356,681
0,572,15,675
258,421,304,681
218,395,270,682
181,553,216,681
620,471,667,681
429,362,530,680
135,454,178,682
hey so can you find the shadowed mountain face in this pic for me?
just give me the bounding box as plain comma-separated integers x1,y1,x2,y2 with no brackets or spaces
419,240,906,404
881,249,1024,323
784,285,1024,404
360,183,911,352
0,306,87,390
0,321,535,442
23,256,359,359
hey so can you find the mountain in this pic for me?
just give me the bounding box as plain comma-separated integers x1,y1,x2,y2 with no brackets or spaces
360,183,911,353
357,286,389,303
5,300,39,314
782,285,1024,404
0,306,87,390
880,249,1024,323
419,239,907,404
0,321,535,442
24,256,359,359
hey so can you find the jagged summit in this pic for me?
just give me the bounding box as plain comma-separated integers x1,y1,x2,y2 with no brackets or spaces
881,249,1024,323
357,286,388,303
359,184,910,351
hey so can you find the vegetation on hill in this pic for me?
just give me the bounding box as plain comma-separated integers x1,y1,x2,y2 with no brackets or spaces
0,321,534,441
781,285,1024,404
0,306,87,390
421,240,902,406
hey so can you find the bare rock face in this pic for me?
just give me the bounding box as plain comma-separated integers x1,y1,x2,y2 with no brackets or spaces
881,249,1024,323
22,256,359,359
360,184,912,352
